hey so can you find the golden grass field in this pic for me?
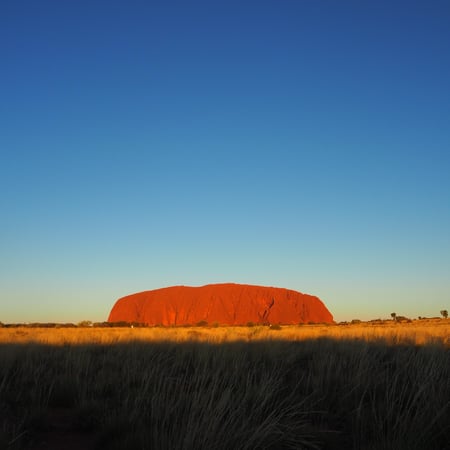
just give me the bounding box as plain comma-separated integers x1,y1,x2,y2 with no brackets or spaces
1,320,449,450
1,319,448,346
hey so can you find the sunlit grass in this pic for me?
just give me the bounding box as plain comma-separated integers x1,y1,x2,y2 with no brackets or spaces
0,320,448,346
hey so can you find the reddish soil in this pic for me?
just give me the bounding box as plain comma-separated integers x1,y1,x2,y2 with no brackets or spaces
108,283,333,326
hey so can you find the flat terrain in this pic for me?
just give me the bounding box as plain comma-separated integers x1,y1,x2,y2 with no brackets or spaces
1,321,448,450
0,319,449,346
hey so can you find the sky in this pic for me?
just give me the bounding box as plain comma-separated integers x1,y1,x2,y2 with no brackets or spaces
1,0,449,323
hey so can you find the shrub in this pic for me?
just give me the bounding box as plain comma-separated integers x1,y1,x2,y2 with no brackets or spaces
395,316,411,323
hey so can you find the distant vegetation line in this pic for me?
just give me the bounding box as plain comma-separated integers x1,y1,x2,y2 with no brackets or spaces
0,312,448,329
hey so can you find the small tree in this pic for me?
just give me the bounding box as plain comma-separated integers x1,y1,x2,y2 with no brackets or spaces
440,310,448,319
391,312,397,321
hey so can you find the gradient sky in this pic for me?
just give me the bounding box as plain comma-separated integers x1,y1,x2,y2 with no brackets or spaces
1,1,449,323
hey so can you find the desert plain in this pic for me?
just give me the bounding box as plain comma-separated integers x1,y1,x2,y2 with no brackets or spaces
0,320,448,450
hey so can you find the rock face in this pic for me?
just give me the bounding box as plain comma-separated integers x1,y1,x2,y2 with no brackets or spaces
108,283,333,326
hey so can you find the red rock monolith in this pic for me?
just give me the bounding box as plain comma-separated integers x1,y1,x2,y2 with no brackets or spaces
108,283,333,325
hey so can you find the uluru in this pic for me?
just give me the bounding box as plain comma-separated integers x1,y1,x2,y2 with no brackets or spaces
108,283,333,326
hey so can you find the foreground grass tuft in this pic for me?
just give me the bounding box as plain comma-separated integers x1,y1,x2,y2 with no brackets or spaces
0,335,448,450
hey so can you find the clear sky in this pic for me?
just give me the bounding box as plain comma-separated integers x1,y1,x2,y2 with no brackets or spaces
1,1,449,323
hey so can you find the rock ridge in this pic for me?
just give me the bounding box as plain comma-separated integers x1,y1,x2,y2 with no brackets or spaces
108,283,333,326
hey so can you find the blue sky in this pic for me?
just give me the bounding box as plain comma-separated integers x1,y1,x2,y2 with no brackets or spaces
1,1,449,323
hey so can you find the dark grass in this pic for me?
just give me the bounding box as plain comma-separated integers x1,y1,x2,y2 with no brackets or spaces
0,338,449,450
